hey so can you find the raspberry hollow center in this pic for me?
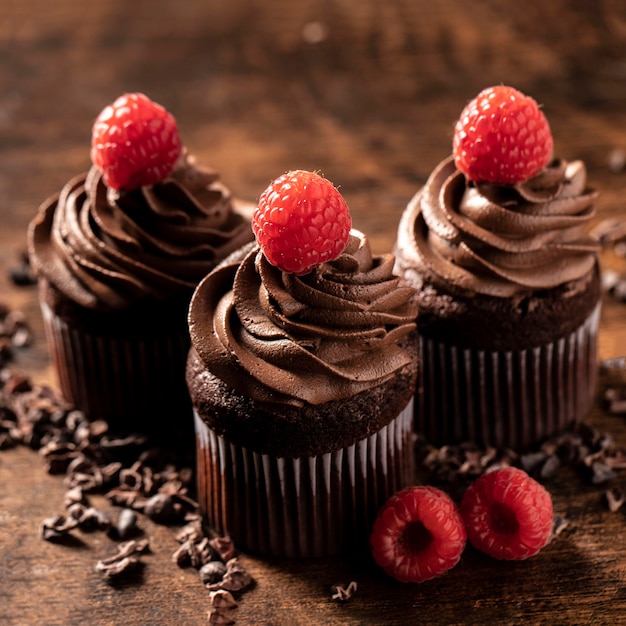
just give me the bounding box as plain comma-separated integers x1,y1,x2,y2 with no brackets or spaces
489,502,519,534
399,521,434,555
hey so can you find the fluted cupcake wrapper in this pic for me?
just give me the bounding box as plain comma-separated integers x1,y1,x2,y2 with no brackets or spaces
40,302,192,435
416,303,601,450
194,398,414,558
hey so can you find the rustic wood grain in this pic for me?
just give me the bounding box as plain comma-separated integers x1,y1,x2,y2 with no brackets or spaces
1,1,626,624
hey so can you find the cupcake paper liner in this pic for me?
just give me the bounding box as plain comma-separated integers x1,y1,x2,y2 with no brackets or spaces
195,398,414,558
41,302,192,435
416,303,601,450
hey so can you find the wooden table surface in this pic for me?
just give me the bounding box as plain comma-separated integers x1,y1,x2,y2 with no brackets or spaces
1,1,626,624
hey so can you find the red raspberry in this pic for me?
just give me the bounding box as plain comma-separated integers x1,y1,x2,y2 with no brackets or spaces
460,467,554,560
91,92,182,191
452,85,553,184
370,486,466,583
252,170,352,275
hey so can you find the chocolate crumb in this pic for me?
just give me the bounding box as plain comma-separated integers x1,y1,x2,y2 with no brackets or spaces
552,515,570,537
207,609,236,625
107,508,141,540
95,538,150,579
205,558,253,593
209,536,236,562
207,589,238,624
605,486,625,512
209,589,237,610
605,387,626,415
41,514,79,542
200,561,227,586
7,250,36,287
330,581,358,602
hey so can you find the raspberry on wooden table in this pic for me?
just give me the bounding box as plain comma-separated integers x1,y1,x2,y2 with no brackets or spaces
252,170,352,275
91,92,182,191
452,85,553,184
370,486,466,583
460,467,554,560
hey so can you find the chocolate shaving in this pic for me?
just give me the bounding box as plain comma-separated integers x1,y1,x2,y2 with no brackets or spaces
41,514,79,542
209,536,236,562
107,508,141,540
95,538,150,579
209,589,237,610
330,581,358,602
200,561,228,586
605,487,625,512
551,515,570,538
7,250,36,287
205,558,253,593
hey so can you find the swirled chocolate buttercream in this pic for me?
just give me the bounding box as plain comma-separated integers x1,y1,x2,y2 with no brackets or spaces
189,231,417,406
29,154,253,311
395,156,599,298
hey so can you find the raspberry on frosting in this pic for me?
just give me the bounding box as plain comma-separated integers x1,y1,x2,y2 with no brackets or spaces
452,85,553,184
252,170,352,275
91,92,183,191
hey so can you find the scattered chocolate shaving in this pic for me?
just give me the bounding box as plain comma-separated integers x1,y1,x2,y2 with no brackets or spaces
592,218,626,247
107,508,141,540
605,487,625,513
72,505,112,532
173,536,214,569
95,538,150,579
207,608,236,625
588,460,618,485
417,421,625,490
41,514,79,542
209,536,236,562
0,305,33,361
330,581,358,602
206,558,253,593
200,561,228,586
605,387,626,415
7,250,37,287
209,589,238,610
551,515,570,538
600,356,626,373
176,519,204,544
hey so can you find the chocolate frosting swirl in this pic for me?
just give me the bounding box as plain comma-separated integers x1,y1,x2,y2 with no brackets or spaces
189,231,418,407
396,156,599,298
29,154,253,311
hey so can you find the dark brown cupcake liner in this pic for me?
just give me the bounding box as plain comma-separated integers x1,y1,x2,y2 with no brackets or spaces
415,303,601,450
41,302,192,436
194,398,414,558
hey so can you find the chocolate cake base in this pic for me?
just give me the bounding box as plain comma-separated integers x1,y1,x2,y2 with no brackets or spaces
194,399,414,558
39,287,194,440
416,303,601,450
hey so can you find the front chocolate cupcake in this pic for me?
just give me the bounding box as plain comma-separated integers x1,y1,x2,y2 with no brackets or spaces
187,170,419,558
395,86,601,450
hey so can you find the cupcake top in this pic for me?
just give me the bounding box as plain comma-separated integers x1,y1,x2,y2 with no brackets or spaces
189,170,417,408
28,93,253,311
396,86,600,299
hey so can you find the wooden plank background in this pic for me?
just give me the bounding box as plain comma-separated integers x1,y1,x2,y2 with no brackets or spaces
1,1,626,624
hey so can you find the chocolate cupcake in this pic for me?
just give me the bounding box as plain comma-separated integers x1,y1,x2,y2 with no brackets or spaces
187,170,418,557
28,93,253,438
394,86,601,451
